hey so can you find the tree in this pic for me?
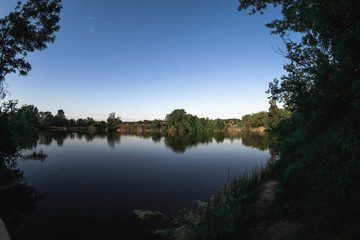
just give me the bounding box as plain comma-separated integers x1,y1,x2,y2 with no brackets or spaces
241,114,252,129
85,117,95,126
165,109,187,130
39,111,53,127
0,101,37,154
18,104,39,126
214,119,225,130
238,1,360,236
0,0,62,98
94,120,107,129
107,112,121,130
268,98,280,129
68,118,76,127
56,109,65,118
76,118,85,126
53,109,67,126
196,117,209,130
252,111,270,129
185,114,198,131
150,119,161,129
239,0,360,134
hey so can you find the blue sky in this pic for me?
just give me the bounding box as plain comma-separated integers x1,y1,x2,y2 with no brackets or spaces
1,0,286,121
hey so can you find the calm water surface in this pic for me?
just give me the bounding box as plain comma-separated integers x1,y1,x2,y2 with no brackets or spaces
4,131,274,239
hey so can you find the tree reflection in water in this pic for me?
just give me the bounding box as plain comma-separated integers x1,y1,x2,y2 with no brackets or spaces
29,130,277,154
29,129,278,154
0,151,43,239
0,129,278,239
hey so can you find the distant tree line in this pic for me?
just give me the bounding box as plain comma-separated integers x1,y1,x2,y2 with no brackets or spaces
0,99,286,162
0,99,289,159
238,100,291,130
0,102,113,129
0,100,290,138
147,103,289,132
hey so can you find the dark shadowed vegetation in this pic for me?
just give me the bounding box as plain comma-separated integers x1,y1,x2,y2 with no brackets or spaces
0,0,62,98
162,0,360,239
141,0,360,239
1,0,358,239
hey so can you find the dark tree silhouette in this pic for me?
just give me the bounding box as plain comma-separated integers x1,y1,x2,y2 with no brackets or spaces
0,0,62,98
238,1,360,238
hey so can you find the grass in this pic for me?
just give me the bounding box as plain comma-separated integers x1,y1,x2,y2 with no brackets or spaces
145,116,360,240
154,165,274,240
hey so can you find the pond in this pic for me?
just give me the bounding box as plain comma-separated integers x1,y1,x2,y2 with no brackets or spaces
0,130,275,239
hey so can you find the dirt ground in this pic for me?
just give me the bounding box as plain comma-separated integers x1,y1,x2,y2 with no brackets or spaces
251,180,299,240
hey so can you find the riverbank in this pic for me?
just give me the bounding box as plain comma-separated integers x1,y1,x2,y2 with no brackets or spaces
228,126,266,133
40,125,268,135
141,165,284,239
171,117,360,240
38,126,98,133
1,129,272,239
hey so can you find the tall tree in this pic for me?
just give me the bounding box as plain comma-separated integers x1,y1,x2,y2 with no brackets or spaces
18,104,39,126
268,98,280,129
56,109,65,118
239,0,360,134
165,109,188,130
38,111,53,127
238,1,360,237
107,112,121,130
0,0,62,98
53,109,67,126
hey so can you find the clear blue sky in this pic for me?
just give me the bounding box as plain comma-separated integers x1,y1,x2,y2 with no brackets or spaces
1,0,286,121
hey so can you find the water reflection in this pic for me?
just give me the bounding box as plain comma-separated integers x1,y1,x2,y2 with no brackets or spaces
22,150,48,161
240,131,274,151
106,132,120,148
38,130,69,146
33,130,276,154
0,129,278,239
0,154,43,239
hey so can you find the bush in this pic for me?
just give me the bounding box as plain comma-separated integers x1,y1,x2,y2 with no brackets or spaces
273,115,360,238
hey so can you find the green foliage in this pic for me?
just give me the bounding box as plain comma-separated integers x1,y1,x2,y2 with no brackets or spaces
52,109,68,126
239,0,360,237
68,118,76,127
107,112,122,130
267,100,292,130
243,0,360,133
213,119,225,131
74,117,95,127
0,101,38,155
251,111,268,128
18,105,39,126
236,108,290,131
163,168,269,240
0,0,62,98
150,119,162,129
111,108,289,133
165,109,229,132
273,119,360,237
94,120,107,129
38,111,53,127
268,99,280,129
165,109,188,131
240,114,252,129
